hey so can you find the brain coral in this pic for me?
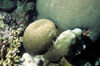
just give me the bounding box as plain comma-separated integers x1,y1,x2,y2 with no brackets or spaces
37,0,100,41
23,19,59,55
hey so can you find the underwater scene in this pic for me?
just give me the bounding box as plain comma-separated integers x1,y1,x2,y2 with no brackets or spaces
0,0,100,66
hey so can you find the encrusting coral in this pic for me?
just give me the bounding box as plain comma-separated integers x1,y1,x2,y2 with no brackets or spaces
23,19,60,55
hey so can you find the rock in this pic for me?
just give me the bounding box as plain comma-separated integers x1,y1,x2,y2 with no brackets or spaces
23,19,60,55
37,0,100,41
0,0,16,9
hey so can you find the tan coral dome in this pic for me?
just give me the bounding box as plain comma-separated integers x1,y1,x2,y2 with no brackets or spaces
23,19,59,55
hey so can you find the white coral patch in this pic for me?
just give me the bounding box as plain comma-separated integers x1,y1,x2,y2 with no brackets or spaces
20,53,41,66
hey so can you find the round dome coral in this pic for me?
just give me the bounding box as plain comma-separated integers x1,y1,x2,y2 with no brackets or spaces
23,19,59,55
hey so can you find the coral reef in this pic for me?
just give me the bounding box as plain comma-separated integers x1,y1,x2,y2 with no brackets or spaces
0,0,100,66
